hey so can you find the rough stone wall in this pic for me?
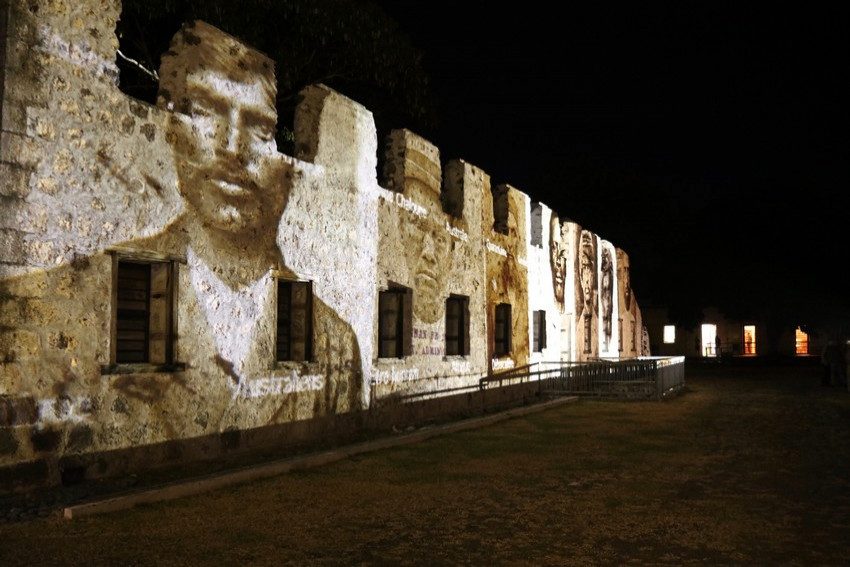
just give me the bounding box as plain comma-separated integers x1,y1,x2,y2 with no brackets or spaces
446,160,488,373
0,0,184,487
636,300,646,356
561,220,582,361
287,84,378,408
484,183,529,372
598,239,619,358
374,129,487,401
0,2,652,491
574,229,601,361
525,201,561,363
1,0,8,131
0,7,376,489
617,247,639,358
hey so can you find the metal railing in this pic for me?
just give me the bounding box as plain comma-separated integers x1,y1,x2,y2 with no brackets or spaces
480,356,686,401
368,356,686,408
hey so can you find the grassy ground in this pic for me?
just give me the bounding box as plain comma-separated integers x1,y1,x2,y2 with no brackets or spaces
1,360,849,566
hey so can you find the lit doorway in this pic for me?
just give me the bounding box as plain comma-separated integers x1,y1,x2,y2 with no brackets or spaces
743,325,756,355
795,326,809,355
701,324,718,357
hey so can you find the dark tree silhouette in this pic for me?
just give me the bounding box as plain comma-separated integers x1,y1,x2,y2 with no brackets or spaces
116,0,438,154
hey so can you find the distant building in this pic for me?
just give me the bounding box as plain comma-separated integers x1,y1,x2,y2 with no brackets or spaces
642,305,830,361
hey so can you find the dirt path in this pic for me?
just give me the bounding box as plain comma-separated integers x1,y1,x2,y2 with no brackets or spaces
2,361,849,566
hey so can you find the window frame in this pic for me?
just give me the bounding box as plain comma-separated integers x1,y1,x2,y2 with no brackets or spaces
445,295,471,357
618,317,623,352
115,260,153,363
378,285,412,359
276,279,314,363
104,251,183,374
532,309,546,353
494,303,512,357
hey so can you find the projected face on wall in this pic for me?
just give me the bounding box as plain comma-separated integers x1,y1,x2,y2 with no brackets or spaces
402,185,452,324
600,246,613,344
578,231,597,318
163,22,287,243
618,249,632,313
152,22,363,410
549,212,566,312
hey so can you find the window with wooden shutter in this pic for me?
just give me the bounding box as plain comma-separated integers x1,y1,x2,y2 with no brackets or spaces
115,259,175,365
445,295,470,356
532,310,546,352
277,280,313,362
378,286,411,358
494,303,512,357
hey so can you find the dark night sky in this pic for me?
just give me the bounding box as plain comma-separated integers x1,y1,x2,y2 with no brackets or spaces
376,2,849,330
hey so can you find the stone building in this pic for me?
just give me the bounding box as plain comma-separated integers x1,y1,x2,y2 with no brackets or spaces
0,2,647,492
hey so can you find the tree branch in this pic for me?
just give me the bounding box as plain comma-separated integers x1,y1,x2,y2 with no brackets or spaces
117,49,160,82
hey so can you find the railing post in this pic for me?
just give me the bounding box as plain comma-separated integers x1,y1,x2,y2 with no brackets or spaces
654,359,661,401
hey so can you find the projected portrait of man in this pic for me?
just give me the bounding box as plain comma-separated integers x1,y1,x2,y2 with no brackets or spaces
576,230,598,355
617,248,632,314
577,231,597,318
401,182,452,324
549,212,566,313
159,21,288,286
141,20,360,412
600,245,614,349
616,247,636,354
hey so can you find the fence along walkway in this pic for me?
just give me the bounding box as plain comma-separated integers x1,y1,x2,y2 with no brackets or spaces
480,357,686,401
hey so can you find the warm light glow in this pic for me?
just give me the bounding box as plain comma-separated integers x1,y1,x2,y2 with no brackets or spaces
743,325,756,355
795,327,809,355
663,325,675,344
701,324,718,357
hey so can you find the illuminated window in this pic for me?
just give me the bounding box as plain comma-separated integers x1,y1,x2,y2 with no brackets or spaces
277,280,313,362
795,327,809,355
663,325,675,344
701,324,717,357
532,310,547,352
378,286,411,358
445,295,470,356
743,325,756,355
494,303,512,357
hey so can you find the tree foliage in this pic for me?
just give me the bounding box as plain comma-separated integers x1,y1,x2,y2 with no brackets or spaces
117,0,437,152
